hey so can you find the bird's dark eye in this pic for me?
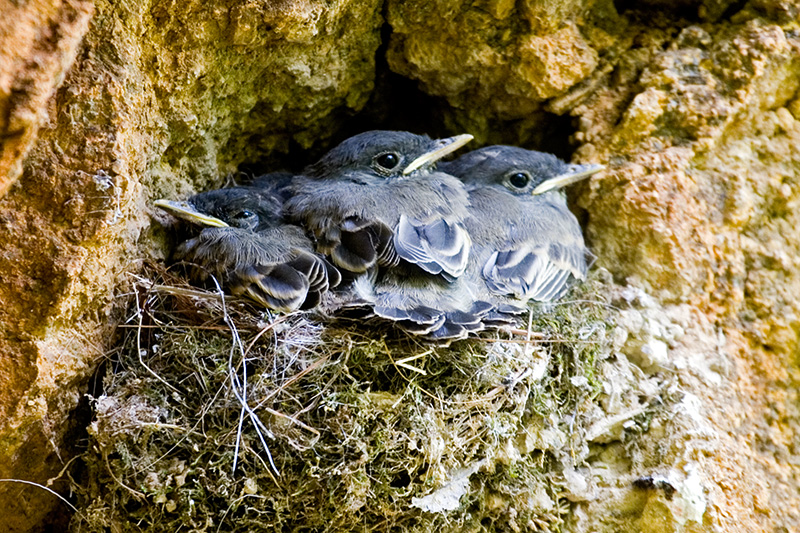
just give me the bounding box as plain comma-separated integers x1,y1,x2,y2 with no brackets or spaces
374,152,401,171
233,210,254,219
508,172,530,189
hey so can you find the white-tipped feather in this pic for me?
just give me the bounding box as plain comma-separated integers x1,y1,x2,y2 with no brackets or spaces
394,215,471,279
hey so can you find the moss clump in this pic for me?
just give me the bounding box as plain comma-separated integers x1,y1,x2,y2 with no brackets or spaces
69,264,638,532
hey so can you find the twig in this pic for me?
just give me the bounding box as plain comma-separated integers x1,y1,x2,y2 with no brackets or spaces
104,452,145,500
252,353,331,410
212,276,279,477
244,316,287,356
262,407,321,438
394,350,431,375
506,327,546,338
134,283,180,394
0,479,82,515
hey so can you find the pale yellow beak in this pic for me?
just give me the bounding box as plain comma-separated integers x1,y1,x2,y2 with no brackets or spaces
531,164,604,195
153,199,229,227
402,134,474,176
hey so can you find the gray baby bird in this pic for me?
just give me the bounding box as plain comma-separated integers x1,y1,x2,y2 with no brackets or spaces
155,186,340,312
441,146,603,306
284,130,474,281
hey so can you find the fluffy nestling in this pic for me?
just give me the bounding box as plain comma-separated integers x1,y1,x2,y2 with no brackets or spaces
441,145,603,306
283,130,474,281
155,187,340,312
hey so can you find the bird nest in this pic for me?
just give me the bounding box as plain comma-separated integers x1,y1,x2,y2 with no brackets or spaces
68,262,645,532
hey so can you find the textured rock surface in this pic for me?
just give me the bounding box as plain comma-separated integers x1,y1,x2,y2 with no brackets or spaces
0,0,94,195
386,0,607,147
388,3,800,529
3,0,800,530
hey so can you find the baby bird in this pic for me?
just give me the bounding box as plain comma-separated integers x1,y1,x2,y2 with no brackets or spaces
154,187,340,312
283,130,474,281
441,146,603,307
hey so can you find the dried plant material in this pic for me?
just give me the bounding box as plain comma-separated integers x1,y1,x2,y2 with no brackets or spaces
69,263,673,532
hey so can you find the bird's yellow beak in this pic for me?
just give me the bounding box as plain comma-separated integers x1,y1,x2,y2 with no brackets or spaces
153,199,230,227
402,134,474,176
531,164,604,195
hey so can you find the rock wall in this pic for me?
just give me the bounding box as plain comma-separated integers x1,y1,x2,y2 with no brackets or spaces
1,0,800,530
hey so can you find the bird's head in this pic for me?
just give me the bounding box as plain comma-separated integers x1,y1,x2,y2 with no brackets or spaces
154,188,284,232
443,145,603,196
304,130,473,181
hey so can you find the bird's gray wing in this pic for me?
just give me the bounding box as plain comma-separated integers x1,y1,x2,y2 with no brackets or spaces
399,300,502,342
376,306,448,335
226,263,311,312
311,216,394,275
354,273,447,332
422,301,495,341
175,227,331,312
355,270,495,340
273,251,341,310
482,241,587,302
393,214,471,281
229,249,339,312
284,178,395,275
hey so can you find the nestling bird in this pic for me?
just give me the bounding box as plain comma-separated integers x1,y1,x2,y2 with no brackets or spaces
283,130,474,280
246,170,294,201
154,187,341,312
441,146,603,306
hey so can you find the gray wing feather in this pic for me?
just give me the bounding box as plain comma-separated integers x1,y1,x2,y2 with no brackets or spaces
176,227,336,312
394,214,470,280
228,264,310,312
482,241,586,302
